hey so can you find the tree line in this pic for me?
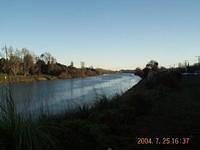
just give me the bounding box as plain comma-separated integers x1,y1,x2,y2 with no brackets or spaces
0,46,113,78
0,46,62,76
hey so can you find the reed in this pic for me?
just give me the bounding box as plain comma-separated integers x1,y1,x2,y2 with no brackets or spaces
0,87,56,150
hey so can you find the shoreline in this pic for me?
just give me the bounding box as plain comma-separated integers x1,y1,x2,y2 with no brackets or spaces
1,72,199,149
0,72,116,84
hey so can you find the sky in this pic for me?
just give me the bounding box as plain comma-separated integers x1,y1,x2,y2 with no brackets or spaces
0,0,200,70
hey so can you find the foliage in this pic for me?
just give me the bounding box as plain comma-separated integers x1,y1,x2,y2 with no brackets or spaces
0,45,114,81
145,71,182,88
0,90,56,150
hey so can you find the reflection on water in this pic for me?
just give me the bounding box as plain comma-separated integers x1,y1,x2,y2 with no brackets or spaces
0,73,141,116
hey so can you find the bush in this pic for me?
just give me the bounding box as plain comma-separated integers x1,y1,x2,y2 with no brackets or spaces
145,71,182,88
156,71,182,88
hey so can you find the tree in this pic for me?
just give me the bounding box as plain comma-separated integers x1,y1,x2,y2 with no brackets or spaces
1,45,8,73
80,61,85,69
18,48,35,76
69,61,74,68
36,59,46,74
142,60,159,78
23,53,34,75
0,58,6,73
8,55,21,75
40,52,56,74
7,46,14,59
146,60,159,71
89,66,94,69
40,52,52,64
5,47,21,75
1,45,8,60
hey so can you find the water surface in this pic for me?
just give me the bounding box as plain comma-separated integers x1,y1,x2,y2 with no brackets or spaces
0,73,141,116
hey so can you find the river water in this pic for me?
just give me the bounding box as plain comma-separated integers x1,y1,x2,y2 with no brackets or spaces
0,73,141,116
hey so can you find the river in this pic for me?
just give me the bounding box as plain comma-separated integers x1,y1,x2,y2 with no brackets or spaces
0,73,141,116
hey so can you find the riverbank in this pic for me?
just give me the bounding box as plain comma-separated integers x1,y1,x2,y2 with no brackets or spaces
0,73,199,150
0,74,57,83
0,68,116,84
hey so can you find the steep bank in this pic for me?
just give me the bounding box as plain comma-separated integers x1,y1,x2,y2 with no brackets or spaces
120,75,200,149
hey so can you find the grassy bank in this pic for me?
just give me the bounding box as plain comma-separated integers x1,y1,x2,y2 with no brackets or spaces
0,72,200,149
0,69,115,84
0,74,58,83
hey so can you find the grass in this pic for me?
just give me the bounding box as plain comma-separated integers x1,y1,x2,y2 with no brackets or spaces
0,89,56,150
0,72,200,149
0,74,59,84
0,69,114,83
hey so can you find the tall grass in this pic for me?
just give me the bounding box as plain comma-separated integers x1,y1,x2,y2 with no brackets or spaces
0,87,56,150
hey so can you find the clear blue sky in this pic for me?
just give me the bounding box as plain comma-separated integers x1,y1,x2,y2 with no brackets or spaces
0,0,200,70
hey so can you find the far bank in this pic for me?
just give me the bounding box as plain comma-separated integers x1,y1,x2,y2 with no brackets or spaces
0,67,116,84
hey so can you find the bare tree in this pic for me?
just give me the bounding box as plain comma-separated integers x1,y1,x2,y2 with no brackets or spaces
23,54,34,76
1,45,8,73
1,45,8,60
8,55,20,75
